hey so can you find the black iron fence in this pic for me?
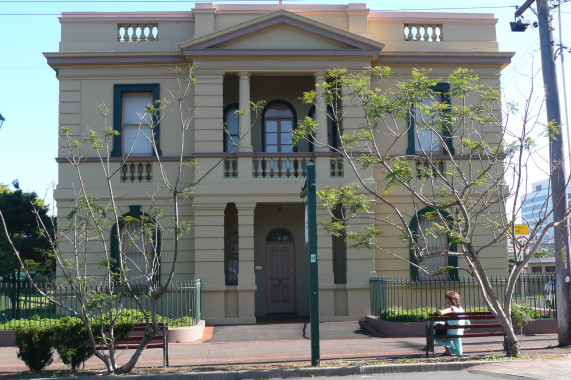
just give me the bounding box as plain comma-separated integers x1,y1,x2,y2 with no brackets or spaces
370,274,555,319
0,280,201,329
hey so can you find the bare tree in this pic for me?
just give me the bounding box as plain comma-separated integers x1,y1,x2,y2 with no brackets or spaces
0,65,261,373
293,67,568,357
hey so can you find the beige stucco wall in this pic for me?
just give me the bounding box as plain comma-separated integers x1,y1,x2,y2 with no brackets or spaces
49,2,512,324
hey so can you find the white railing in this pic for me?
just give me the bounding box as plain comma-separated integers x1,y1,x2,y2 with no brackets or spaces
404,24,442,42
118,23,159,42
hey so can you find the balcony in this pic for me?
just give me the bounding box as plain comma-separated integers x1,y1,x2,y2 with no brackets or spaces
200,153,344,179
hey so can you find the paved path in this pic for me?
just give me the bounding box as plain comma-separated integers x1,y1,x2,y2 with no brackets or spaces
0,321,568,378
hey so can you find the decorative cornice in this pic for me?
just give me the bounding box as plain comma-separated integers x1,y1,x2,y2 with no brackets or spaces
376,52,513,68
59,11,194,23
368,11,498,25
44,52,186,67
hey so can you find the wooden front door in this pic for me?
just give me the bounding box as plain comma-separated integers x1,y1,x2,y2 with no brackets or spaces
266,242,296,314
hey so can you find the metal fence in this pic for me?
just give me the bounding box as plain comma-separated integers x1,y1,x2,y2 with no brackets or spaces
0,280,201,329
370,274,555,319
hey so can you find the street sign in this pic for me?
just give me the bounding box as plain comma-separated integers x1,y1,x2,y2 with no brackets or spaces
507,224,529,255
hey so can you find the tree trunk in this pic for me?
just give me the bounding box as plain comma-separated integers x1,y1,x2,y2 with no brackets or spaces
503,329,521,357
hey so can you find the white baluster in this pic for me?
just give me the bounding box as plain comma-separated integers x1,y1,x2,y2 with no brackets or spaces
423,25,430,41
415,25,421,41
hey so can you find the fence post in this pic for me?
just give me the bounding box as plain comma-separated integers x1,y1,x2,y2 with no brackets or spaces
195,279,201,323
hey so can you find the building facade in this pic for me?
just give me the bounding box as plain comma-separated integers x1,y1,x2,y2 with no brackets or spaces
46,3,512,324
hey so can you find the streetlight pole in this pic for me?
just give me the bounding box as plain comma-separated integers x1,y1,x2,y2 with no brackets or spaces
300,162,320,366
514,0,571,344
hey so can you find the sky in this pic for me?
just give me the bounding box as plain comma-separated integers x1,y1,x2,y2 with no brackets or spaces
0,0,570,210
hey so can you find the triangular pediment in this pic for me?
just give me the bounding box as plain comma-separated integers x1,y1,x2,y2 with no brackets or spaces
180,10,384,57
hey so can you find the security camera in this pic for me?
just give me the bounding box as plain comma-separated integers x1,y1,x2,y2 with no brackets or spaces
510,19,531,32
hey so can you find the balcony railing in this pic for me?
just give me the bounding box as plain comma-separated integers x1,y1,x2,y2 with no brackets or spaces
404,23,443,42
220,153,344,179
118,23,159,42
121,161,153,182
252,156,309,178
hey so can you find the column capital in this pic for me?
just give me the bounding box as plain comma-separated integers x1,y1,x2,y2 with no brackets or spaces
235,202,257,214
314,72,326,80
238,72,251,78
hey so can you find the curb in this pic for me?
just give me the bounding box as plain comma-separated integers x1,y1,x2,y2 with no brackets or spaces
34,360,490,380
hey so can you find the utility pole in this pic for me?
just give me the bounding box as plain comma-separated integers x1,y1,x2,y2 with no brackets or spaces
514,0,571,345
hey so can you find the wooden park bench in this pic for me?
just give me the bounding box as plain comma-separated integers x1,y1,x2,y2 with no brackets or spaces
426,311,506,357
97,322,169,366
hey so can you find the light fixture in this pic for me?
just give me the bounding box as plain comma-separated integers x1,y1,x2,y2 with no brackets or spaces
510,18,531,32
0,113,4,130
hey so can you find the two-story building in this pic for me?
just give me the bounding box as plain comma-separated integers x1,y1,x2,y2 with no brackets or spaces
45,3,512,324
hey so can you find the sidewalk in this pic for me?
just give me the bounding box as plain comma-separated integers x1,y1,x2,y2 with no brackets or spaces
0,321,568,378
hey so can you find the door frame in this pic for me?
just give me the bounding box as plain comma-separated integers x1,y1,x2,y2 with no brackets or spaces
265,241,296,314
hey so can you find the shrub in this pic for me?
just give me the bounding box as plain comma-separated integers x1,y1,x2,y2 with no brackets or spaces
378,307,437,322
15,324,54,372
53,317,94,372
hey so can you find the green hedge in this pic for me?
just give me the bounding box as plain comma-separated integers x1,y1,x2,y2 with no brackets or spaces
379,305,552,322
1,309,194,330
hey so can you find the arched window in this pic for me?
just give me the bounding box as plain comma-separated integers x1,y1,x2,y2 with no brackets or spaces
224,203,239,286
266,228,294,242
121,221,155,284
224,104,239,153
406,83,454,155
409,208,458,281
111,205,161,285
263,101,296,153
308,105,340,152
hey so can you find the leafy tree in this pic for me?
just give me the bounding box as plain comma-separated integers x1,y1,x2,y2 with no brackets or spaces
0,182,54,318
293,67,567,357
533,248,554,258
0,181,54,281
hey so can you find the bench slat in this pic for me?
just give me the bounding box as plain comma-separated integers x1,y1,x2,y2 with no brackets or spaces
433,324,502,329
434,331,506,338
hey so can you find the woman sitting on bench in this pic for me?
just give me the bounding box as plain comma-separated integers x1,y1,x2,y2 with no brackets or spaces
434,291,466,356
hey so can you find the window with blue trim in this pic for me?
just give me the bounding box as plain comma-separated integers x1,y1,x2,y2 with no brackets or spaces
224,104,239,153
110,206,161,285
407,83,454,155
410,208,458,281
262,101,296,153
112,84,161,157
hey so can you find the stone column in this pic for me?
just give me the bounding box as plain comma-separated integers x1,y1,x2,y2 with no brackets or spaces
314,73,329,152
317,205,335,319
236,203,256,323
238,72,253,152
193,202,226,322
